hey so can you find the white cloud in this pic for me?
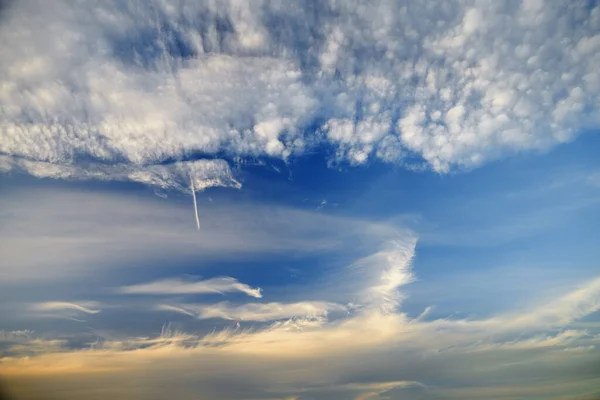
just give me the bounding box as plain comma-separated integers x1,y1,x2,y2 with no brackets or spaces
2,215,600,399
154,232,414,322
26,301,102,322
1,156,240,192
118,277,262,298
500,275,600,329
149,235,417,323
30,301,101,314
1,0,599,178
351,238,416,313
3,273,600,400
156,301,345,322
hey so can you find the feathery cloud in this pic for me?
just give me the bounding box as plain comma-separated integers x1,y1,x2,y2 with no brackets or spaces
156,301,345,322
3,273,600,399
29,301,101,315
118,277,263,298
1,156,240,193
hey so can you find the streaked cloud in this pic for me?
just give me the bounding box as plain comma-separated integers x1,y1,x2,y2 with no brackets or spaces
26,301,102,322
2,274,600,399
2,226,600,399
349,238,416,313
118,277,262,298
1,156,240,192
156,301,345,322
29,301,101,315
0,186,379,281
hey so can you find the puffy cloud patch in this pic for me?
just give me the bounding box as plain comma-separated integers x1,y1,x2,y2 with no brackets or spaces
1,0,599,178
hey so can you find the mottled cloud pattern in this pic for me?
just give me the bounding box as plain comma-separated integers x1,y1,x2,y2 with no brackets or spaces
1,0,599,186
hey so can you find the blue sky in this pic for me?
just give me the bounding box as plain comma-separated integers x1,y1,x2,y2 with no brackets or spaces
1,1,600,399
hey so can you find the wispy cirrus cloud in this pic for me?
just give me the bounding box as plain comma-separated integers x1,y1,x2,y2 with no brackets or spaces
152,234,416,322
3,272,600,400
118,277,263,298
2,214,600,399
29,302,101,315
348,238,416,314
0,156,240,193
26,301,102,323
156,301,345,322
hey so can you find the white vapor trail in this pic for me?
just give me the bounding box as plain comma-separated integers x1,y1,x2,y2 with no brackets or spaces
190,177,200,230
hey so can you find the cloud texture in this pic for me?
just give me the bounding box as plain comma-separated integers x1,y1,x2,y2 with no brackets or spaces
2,213,600,399
1,0,599,183
3,271,600,400
119,277,263,298
2,2,600,399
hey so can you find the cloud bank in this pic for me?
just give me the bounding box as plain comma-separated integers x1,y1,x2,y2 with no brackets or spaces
3,274,600,400
1,0,599,183
2,226,600,399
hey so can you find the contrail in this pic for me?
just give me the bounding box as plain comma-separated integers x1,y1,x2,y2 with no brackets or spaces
190,176,200,230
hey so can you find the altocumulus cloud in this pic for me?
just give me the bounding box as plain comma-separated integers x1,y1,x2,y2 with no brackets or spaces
1,0,599,189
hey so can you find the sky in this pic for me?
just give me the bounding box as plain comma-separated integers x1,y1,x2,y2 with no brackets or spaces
1,1,600,399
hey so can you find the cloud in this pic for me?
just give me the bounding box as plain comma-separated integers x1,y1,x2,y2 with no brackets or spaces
156,301,345,322
149,233,416,323
350,238,416,313
118,277,262,298
25,301,102,322
29,301,101,315
1,156,240,192
350,381,423,400
2,274,600,399
498,275,600,330
1,0,599,180
277,380,424,400
0,185,383,282
3,223,600,400
0,330,34,342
